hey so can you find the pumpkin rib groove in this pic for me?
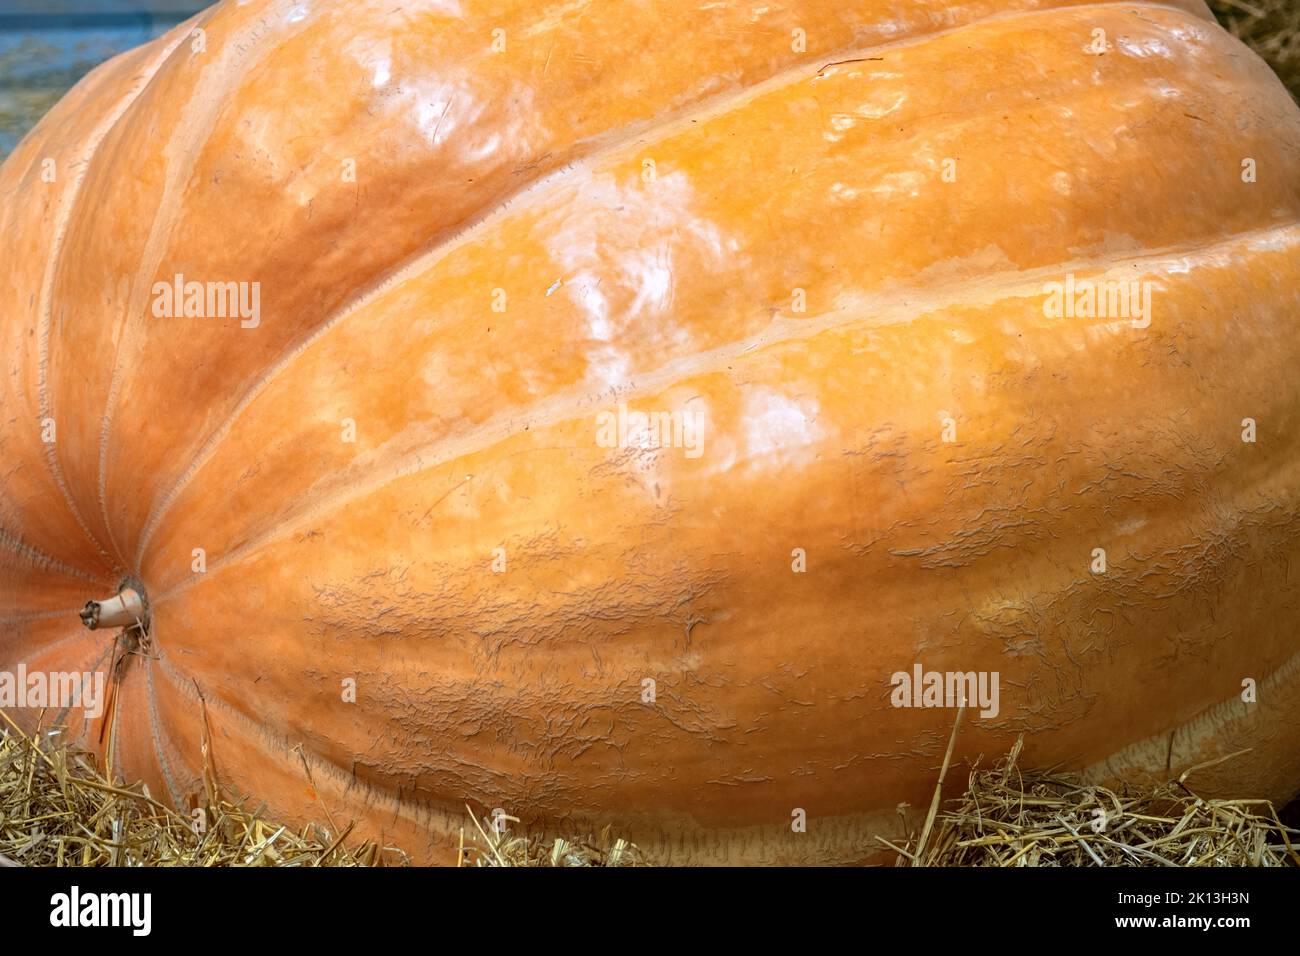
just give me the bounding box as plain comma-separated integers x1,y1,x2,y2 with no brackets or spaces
0,526,102,583
150,634,1300,861
151,654,466,837
147,220,1300,604
0,608,82,626
152,655,299,768
128,0,1216,566
1082,639,1300,783
0,623,88,662
94,1,309,568
142,29,1279,587
151,655,335,781
49,642,114,736
35,24,200,575
144,660,188,809
145,195,1297,595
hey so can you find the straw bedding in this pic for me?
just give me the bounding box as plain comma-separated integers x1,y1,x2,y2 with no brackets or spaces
1209,0,1300,99
5,705,1296,866
883,734,1300,867
0,709,391,867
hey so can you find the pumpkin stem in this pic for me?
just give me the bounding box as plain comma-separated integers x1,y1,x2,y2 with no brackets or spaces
80,588,146,631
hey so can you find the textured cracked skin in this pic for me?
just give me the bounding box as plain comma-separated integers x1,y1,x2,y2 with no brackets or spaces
2,0,1300,864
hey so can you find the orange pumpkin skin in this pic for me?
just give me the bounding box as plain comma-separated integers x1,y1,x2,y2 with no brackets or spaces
3,0,1300,865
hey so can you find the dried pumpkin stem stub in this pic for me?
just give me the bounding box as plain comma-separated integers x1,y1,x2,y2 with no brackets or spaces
80,588,147,632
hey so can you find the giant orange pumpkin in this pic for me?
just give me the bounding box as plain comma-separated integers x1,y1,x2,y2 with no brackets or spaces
2,0,1299,865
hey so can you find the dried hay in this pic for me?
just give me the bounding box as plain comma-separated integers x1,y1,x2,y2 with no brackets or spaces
458,805,646,867
1210,0,1300,98
883,727,1300,867
4,702,1298,867
0,708,393,867
0,702,643,868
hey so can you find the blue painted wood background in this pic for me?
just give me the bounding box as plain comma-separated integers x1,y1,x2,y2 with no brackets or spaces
0,1,206,157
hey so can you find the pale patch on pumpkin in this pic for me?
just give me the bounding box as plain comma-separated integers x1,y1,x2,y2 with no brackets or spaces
417,349,453,394
543,169,729,390
1247,230,1300,253
415,0,465,16
828,181,861,202
1115,515,1148,537
910,243,1018,285
851,89,908,120
342,34,394,90
396,74,540,156
1115,35,1175,59
519,0,589,39
866,170,926,200
740,388,821,468
413,92,461,147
